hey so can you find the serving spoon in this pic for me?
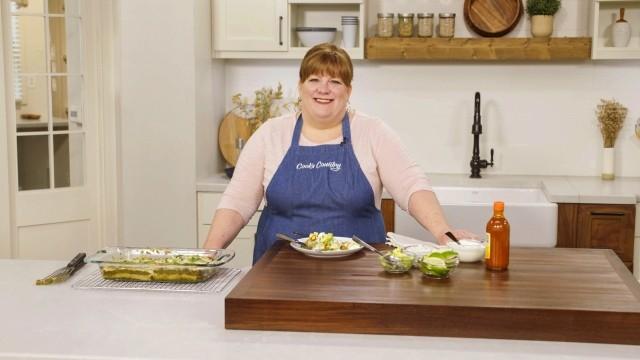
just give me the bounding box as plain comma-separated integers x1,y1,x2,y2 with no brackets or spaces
276,233,307,247
351,235,402,265
351,235,385,256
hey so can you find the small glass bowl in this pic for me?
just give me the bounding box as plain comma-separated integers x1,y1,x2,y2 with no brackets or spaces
379,251,415,274
417,252,459,279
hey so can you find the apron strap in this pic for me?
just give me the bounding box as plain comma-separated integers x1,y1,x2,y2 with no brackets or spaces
291,112,351,147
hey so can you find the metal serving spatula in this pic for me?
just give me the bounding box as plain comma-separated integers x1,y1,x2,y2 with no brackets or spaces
35,252,86,285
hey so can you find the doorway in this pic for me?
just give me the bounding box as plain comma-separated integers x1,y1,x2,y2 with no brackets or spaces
1,0,114,259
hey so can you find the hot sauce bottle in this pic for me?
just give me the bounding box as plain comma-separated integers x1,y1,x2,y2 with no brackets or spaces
485,201,510,271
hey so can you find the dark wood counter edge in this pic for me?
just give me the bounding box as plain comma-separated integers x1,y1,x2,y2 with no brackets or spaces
606,249,640,301
226,298,640,345
225,243,640,345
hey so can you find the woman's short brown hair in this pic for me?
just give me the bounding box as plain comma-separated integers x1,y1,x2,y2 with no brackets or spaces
299,43,353,87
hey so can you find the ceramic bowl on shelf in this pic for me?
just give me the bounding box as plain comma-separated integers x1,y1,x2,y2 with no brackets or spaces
295,27,336,47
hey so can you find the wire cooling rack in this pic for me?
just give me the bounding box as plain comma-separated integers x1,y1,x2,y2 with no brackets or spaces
72,268,241,293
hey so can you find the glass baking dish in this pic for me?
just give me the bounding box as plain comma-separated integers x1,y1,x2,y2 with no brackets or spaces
86,247,235,283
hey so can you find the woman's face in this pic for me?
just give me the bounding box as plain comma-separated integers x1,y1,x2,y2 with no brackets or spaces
299,73,352,125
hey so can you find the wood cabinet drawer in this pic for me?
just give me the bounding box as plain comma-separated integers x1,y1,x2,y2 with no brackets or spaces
558,203,636,271
577,204,635,263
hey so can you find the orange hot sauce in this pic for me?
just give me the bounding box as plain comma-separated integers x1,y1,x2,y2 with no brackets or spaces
485,201,510,271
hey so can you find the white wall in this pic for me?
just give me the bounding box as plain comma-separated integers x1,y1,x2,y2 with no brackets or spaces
117,0,217,248
0,3,12,258
196,0,225,180
223,0,640,177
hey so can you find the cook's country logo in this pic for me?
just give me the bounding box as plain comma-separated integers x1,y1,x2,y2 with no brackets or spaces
296,161,342,172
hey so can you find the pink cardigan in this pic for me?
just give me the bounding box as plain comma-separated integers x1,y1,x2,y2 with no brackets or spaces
218,112,432,223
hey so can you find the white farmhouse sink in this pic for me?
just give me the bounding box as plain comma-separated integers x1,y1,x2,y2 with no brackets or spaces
395,186,558,247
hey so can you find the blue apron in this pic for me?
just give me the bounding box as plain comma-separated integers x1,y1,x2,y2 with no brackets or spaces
253,112,386,263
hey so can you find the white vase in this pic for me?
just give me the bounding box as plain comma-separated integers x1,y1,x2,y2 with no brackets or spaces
602,147,615,180
612,21,631,47
531,15,554,38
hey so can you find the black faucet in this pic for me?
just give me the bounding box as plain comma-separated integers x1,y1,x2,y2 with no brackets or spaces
470,92,494,178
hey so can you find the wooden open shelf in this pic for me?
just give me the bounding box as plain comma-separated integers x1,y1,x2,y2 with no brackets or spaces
365,37,592,61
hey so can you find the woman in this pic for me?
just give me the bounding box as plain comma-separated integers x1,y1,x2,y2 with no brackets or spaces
204,44,475,263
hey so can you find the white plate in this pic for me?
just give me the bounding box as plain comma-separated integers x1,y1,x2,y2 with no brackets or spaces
289,237,363,258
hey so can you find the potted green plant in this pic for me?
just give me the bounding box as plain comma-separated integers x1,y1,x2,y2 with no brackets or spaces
525,0,561,38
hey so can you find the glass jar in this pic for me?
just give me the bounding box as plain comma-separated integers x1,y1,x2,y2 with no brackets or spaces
376,13,394,37
438,13,456,38
397,13,415,37
417,13,434,37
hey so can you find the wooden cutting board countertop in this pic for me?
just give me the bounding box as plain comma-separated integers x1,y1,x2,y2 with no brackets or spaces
226,242,640,345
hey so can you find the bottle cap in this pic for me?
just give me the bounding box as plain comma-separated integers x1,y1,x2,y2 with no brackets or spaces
494,201,504,211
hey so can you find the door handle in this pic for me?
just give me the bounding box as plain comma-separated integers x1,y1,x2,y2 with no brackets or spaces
591,212,625,217
279,16,283,46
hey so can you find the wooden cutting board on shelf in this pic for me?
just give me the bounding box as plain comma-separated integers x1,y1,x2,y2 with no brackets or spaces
218,111,252,166
464,0,523,37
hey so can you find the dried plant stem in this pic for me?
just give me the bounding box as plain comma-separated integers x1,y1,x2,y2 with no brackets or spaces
231,83,298,135
596,99,627,148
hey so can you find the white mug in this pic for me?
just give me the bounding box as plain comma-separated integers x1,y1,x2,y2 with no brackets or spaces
342,24,358,48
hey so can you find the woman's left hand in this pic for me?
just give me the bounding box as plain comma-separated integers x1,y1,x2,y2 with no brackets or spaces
437,229,479,245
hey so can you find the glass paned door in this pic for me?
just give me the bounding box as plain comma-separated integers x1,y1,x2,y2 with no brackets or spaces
3,0,100,260
9,0,84,190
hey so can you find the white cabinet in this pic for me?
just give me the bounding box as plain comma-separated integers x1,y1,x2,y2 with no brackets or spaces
212,0,366,59
591,0,640,59
197,192,259,269
212,0,288,52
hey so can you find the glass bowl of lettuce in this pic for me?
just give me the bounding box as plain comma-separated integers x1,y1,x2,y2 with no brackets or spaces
417,249,459,279
379,247,415,274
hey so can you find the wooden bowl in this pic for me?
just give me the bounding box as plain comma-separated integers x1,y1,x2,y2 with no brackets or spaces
464,0,523,37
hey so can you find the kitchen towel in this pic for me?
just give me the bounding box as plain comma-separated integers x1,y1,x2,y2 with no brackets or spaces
386,232,439,248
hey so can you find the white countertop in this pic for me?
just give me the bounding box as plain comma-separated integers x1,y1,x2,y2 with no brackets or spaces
2,260,640,360
197,173,640,204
